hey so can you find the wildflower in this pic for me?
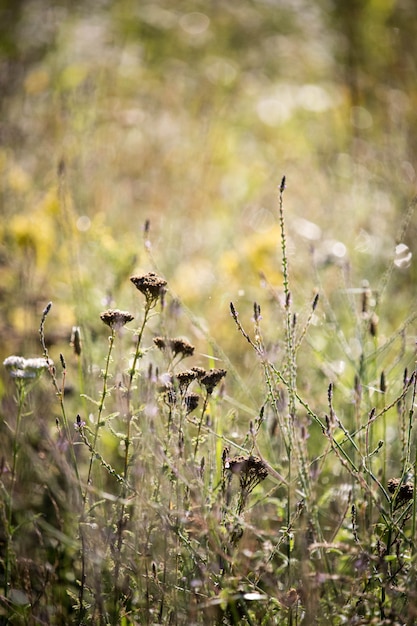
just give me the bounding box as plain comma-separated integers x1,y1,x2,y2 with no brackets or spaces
177,369,198,391
3,356,50,380
170,338,195,358
225,455,268,493
74,414,86,430
388,477,414,507
191,366,206,379
199,368,227,394
153,336,166,350
184,392,200,414
153,337,195,359
100,309,134,330
130,272,167,305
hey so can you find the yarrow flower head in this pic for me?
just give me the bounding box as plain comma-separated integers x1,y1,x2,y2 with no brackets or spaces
3,356,51,380
100,309,134,330
153,336,195,359
130,272,167,306
388,477,414,508
225,454,268,494
176,369,198,390
199,368,227,394
184,392,200,414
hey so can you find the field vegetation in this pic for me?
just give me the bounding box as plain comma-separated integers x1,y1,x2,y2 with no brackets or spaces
1,1,417,624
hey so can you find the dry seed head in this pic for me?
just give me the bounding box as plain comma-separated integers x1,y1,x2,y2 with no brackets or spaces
153,337,195,358
70,326,82,356
380,370,386,393
191,366,206,379
388,477,414,505
199,368,227,394
130,272,167,304
177,369,198,390
153,336,166,350
184,392,200,414
170,338,195,358
369,313,378,337
225,454,268,493
100,309,134,330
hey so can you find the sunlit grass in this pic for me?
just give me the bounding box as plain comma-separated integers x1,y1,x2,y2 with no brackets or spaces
2,1,417,623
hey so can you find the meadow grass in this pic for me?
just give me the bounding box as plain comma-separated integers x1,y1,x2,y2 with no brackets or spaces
1,181,417,625
2,3,417,624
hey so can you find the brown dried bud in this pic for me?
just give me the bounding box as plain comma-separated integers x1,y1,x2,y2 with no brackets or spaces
70,326,82,356
184,392,200,414
224,455,268,493
153,337,195,359
100,309,134,330
388,477,414,506
199,368,227,394
130,272,167,304
177,369,198,390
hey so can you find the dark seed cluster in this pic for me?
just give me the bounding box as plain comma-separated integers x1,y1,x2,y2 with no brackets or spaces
130,272,167,304
100,309,134,330
153,337,195,358
388,477,414,506
199,368,227,394
225,454,268,493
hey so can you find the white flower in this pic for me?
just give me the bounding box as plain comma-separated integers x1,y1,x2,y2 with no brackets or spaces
3,356,51,380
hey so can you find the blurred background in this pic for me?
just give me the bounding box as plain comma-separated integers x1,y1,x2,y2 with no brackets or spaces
1,0,417,404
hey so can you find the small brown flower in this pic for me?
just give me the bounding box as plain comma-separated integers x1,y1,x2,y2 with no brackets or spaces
200,368,227,394
153,337,195,359
153,336,166,350
225,455,268,493
184,392,200,414
388,477,414,506
177,369,198,390
191,367,206,379
130,272,167,304
170,338,195,358
100,309,134,330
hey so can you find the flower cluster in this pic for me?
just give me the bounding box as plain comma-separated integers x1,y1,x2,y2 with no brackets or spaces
100,309,134,330
388,477,414,507
225,454,268,494
153,336,195,359
3,356,51,380
130,272,167,305
199,368,227,394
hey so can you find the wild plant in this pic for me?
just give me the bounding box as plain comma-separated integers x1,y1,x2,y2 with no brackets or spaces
1,182,417,626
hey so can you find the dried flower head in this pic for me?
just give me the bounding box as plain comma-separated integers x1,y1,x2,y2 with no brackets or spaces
200,368,227,394
153,336,166,350
388,477,414,507
100,309,134,330
191,366,206,379
170,338,195,358
177,369,198,390
153,337,195,359
184,392,200,414
225,455,268,493
3,356,50,380
130,272,167,305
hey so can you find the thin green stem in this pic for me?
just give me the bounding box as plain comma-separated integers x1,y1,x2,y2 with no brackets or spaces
85,329,115,496
4,379,26,600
